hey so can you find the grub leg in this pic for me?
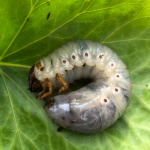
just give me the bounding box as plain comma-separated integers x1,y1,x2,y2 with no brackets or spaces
40,81,53,100
36,80,53,99
56,74,69,93
36,82,47,99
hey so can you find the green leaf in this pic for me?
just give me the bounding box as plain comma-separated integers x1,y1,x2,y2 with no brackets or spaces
0,0,150,149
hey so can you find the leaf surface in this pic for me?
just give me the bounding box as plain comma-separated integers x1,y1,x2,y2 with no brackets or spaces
0,0,150,149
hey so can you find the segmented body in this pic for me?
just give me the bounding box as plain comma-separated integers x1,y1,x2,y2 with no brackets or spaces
33,40,131,133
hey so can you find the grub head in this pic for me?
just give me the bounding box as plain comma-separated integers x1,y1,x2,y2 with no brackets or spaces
28,65,41,92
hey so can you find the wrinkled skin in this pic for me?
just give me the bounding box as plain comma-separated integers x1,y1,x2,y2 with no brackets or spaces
28,65,42,92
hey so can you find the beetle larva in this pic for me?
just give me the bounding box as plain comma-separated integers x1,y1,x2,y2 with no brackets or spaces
28,40,131,133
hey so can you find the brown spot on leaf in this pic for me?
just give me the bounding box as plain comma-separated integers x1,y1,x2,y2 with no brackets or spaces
47,12,50,20
47,1,50,6
33,112,36,115
57,126,63,132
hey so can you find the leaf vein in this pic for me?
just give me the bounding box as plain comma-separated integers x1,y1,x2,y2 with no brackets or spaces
0,0,40,60
0,72,24,150
2,70,52,149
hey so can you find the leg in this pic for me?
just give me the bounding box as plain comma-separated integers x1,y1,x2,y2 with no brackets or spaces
36,82,47,99
40,81,53,99
36,79,53,99
56,73,69,93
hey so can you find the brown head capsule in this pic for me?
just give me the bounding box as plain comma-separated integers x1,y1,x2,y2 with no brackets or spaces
28,65,41,92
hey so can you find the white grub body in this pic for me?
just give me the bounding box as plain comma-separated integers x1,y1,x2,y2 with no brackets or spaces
34,40,131,133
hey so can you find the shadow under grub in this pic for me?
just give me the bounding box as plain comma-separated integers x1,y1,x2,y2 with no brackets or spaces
34,78,93,98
